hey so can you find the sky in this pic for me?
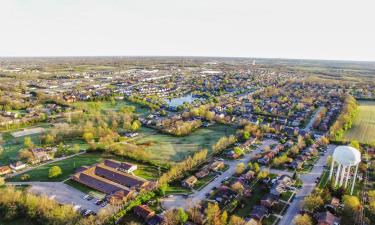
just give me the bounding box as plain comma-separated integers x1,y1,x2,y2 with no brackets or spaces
0,0,374,61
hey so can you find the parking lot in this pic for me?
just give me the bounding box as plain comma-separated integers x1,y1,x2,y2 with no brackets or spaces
8,182,104,213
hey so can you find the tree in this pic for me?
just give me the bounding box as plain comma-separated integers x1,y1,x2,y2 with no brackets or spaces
233,147,243,156
24,137,34,148
343,195,361,216
0,145,3,158
72,144,80,154
178,208,188,225
320,136,329,145
235,162,246,175
130,120,141,131
350,140,361,151
242,131,250,140
21,174,30,181
257,170,269,179
18,149,34,163
221,211,228,225
253,162,260,173
44,134,55,145
159,183,169,196
82,132,94,143
228,215,245,225
231,182,244,194
205,203,221,225
48,166,62,178
303,194,324,212
293,214,313,225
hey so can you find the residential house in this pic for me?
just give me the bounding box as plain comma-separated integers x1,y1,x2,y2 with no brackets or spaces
9,161,27,171
250,205,268,221
134,205,155,221
0,166,11,176
316,211,341,225
210,161,225,171
182,176,198,188
270,175,294,196
261,193,279,208
107,189,134,205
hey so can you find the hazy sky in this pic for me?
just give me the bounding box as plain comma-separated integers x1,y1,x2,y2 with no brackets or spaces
1,0,374,61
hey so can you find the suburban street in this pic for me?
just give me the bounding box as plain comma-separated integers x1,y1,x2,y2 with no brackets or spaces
161,139,278,210
278,144,336,225
303,106,325,132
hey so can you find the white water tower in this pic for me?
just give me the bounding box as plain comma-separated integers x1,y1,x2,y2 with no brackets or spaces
328,146,361,195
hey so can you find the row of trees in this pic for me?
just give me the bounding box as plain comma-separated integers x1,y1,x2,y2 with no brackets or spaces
212,135,237,154
329,95,358,140
160,119,202,136
162,203,247,225
0,187,80,225
158,149,208,186
127,95,163,111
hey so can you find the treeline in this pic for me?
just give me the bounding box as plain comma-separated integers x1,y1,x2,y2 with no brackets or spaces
0,187,80,225
127,95,164,111
329,95,358,140
158,149,208,186
160,119,202,136
212,135,237,154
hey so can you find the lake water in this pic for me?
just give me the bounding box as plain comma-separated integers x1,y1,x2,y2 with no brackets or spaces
165,94,199,107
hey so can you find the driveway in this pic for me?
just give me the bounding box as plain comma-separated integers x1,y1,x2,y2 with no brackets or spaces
161,139,278,210
8,181,103,213
278,144,336,225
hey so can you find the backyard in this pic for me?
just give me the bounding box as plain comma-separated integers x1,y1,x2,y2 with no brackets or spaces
344,100,375,144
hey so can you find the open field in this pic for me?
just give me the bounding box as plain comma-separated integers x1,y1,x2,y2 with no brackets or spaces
71,100,149,116
135,124,236,162
0,133,42,165
344,100,375,144
8,152,161,182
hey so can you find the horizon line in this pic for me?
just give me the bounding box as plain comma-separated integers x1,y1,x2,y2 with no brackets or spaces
0,55,374,63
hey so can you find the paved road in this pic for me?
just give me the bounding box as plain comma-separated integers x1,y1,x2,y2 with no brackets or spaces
7,151,86,178
303,106,324,132
278,144,336,225
161,139,278,210
7,181,103,212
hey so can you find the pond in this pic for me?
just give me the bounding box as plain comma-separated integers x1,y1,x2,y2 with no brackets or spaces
165,94,200,107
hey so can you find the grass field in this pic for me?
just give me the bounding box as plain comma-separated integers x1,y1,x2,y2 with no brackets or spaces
71,100,149,116
345,100,375,144
135,124,236,162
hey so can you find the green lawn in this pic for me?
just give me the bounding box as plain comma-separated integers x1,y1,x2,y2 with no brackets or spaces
194,173,217,190
233,182,268,217
318,170,330,188
0,133,42,165
280,191,294,202
344,100,375,144
71,100,149,116
262,215,278,225
164,184,192,195
9,153,103,182
135,124,236,162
